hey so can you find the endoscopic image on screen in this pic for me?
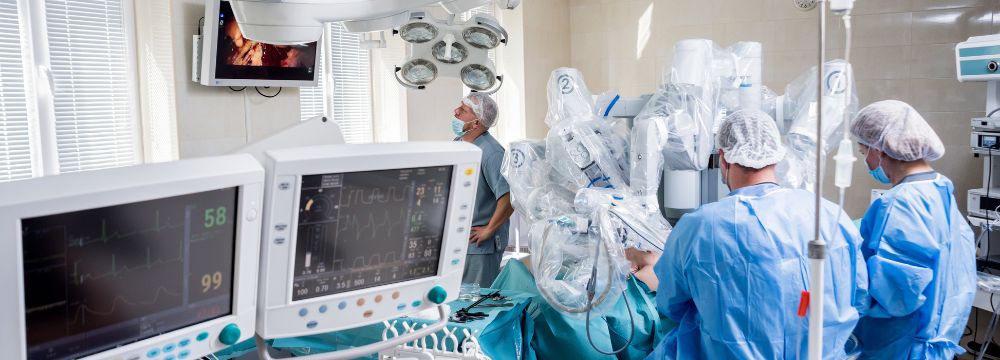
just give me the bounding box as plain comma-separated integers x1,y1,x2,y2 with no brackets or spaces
215,0,317,80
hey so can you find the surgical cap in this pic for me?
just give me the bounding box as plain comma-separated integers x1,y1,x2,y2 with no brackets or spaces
716,110,786,169
850,100,944,161
463,93,499,128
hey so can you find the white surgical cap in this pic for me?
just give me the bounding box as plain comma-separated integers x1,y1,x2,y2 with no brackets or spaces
850,100,944,162
717,110,786,169
463,93,498,128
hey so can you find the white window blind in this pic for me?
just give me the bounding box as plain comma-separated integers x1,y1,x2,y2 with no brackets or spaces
299,36,327,121
45,0,138,173
299,23,373,144
0,0,32,182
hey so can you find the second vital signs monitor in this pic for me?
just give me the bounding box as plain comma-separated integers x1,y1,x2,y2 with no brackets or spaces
255,142,481,359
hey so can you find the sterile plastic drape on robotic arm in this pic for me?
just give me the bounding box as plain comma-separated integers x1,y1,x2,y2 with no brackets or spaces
776,60,858,191
501,67,671,318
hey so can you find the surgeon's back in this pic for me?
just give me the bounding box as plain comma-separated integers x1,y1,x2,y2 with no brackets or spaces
647,183,869,360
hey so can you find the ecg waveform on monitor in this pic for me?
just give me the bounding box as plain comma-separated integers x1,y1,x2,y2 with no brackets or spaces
343,185,412,206
336,208,409,243
67,286,181,326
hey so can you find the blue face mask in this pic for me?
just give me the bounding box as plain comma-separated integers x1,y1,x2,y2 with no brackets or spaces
451,118,467,137
868,155,891,184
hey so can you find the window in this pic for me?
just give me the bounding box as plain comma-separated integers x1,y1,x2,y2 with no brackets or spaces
0,0,140,182
300,23,373,144
0,0,32,182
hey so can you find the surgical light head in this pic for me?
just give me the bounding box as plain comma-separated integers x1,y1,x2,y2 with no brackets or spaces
395,12,506,93
850,100,945,162
717,109,786,169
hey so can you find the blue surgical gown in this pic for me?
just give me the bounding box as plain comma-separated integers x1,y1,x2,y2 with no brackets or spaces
647,183,869,360
853,172,976,359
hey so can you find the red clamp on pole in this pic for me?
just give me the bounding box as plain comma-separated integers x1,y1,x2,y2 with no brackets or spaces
797,291,810,317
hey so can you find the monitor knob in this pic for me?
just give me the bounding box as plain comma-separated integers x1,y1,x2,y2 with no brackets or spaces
427,286,448,304
218,323,241,346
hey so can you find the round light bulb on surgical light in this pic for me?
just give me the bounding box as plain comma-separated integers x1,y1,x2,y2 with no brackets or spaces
461,64,496,91
462,26,501,49
432,41,468,64
401,59,438,85
399,22,439,44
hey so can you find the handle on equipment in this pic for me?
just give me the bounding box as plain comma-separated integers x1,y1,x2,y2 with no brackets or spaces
256,304,451,360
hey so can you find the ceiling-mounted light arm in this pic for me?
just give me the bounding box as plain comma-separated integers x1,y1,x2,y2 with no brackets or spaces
394,66,427,90
473,15,508,45
470,75,503,95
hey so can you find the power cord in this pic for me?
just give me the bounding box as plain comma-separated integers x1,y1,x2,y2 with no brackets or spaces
255,86,282,98
228,86,246,92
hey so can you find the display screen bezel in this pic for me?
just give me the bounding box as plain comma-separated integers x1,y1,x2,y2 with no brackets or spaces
19,188,241,360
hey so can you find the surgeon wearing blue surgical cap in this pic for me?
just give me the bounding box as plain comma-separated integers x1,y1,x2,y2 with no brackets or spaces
647,110,869,360
850,100,976,359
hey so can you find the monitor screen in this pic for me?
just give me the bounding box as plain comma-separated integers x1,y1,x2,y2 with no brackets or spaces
214,0,318,81
292,166,454,301
21,188,239,360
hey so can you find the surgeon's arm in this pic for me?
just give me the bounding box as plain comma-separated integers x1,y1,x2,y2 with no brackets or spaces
864,202,937,318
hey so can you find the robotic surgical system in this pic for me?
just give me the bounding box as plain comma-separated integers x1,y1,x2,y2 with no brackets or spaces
0,155,265,360
253,142,481,359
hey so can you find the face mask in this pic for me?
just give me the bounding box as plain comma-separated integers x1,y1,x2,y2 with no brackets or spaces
451,118,467,137
867,154,891,184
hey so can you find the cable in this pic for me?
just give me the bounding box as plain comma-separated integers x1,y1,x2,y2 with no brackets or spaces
988,107,1000,118
584,239,634,355
228,86,246,92
198,17,205,36
255,86,282,98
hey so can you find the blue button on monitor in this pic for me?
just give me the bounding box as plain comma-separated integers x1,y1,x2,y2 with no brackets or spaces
146,349,160,358
397,304,406,311
306,321,318,329
163,343,175,352
298,308,308,317
411,300,422,307
196,332,209,341
178,350,190,359
338,301,347,310
178,339,190,347
319,305,328,313
164,356,175,360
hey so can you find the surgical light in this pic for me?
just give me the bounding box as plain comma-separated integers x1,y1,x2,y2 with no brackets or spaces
463,26,502,49
400,58,438,85
394,13,506,93
461,64,496,91
399,22,439,43
433,40,468,64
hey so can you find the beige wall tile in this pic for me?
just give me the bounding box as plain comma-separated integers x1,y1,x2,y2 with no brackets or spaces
850,46,912,80
711,0,765,24
719,21,776,46
764,50,816,84
910,0,993,11
772,19,819,51
921,111,982,212
852,12,913,48
854,79,914,106
762,0,817,20
852,0,911,15
911,7,992,45
909,78,986,112
911,43,961,79
653,0,715,28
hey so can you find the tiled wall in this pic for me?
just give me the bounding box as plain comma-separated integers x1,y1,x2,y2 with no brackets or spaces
569,0,995,217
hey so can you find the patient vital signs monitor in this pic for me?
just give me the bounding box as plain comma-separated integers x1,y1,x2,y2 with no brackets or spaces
256,142,480,358
0,155,264,360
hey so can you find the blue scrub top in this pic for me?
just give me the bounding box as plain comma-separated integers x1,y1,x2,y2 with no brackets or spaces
854,172,976,359
461,132,511,255
649,183,868,360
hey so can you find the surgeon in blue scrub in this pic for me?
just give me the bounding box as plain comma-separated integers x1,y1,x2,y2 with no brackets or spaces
647,110,869,360
850,100,976,359
452,93,515,286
